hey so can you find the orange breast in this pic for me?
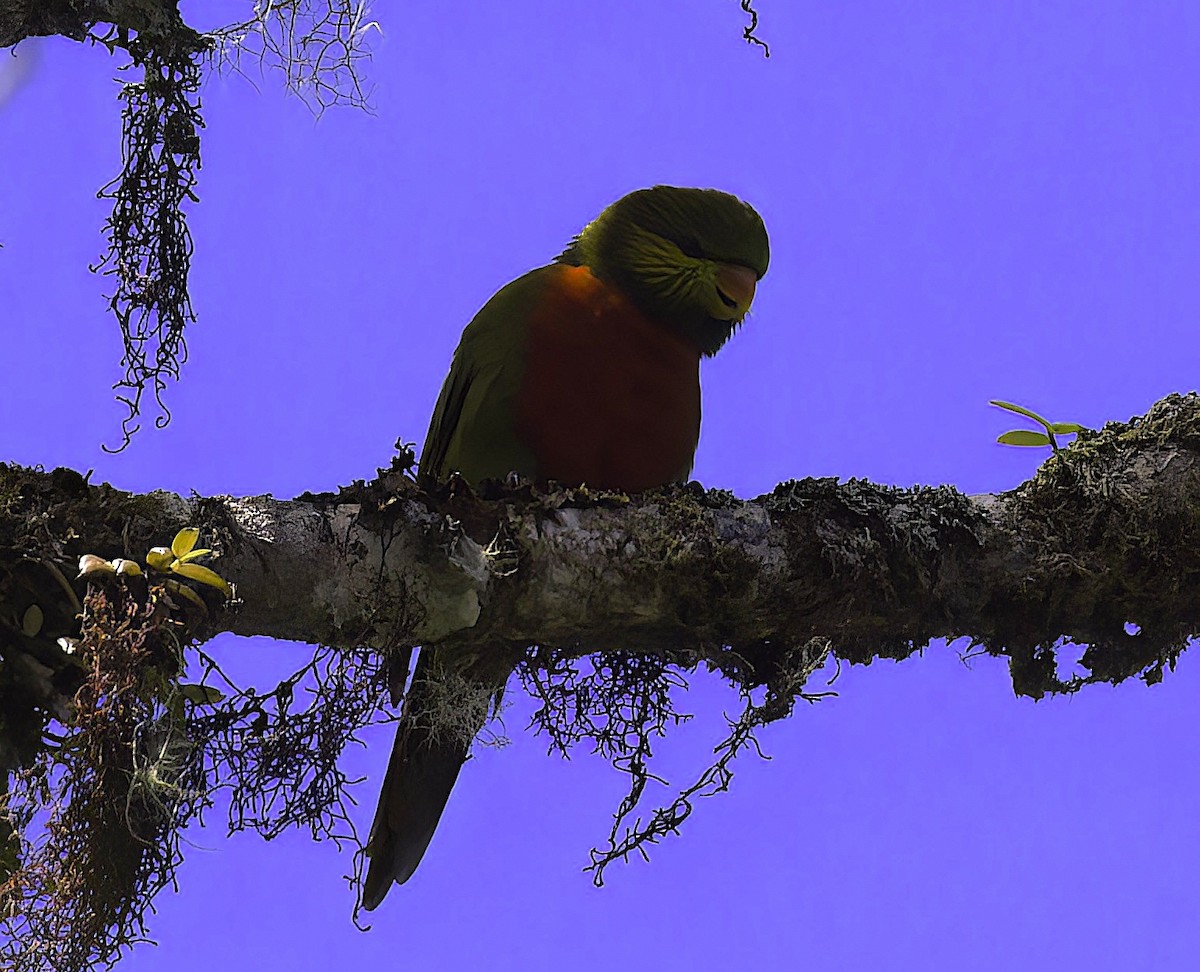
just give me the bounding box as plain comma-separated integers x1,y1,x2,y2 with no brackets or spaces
515,264,701,492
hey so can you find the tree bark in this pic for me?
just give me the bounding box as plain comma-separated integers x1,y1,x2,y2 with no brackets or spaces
0,0,197,49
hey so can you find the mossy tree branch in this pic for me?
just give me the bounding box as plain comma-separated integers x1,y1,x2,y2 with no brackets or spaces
5,393,1200,738
0,0,200,49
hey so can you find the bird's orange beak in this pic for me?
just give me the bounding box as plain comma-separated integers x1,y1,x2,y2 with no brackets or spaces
715,263,758,317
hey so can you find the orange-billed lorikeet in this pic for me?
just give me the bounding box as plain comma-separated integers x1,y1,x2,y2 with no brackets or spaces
362,186,769,910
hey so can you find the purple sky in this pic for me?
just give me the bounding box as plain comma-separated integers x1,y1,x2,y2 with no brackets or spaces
3,2,1200,968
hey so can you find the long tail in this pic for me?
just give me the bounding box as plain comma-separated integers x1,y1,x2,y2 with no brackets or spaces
361,650,479,910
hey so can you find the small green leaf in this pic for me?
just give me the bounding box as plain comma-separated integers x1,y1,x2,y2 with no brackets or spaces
172,527,200,559
997,430,1053,447
146,547,175,572
990,400,1049,425
1047,422,1086,434
179,683,225,705
21,605,43,637
164,579,209,615
77,554,116,579
173,562,232,597
175,547,212,563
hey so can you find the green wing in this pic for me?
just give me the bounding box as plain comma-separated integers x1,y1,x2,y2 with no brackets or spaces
417,267,551,485
365,266,554,910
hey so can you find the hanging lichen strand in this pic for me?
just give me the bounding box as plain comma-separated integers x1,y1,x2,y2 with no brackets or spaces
92,27,207,452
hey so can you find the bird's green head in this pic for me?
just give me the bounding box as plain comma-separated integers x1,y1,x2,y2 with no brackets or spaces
558,185,770,356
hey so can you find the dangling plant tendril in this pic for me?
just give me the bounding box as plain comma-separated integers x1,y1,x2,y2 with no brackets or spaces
585,638,834,884
520,638,833,884
740,0,770,57
0,582,204,972
91,30,208,452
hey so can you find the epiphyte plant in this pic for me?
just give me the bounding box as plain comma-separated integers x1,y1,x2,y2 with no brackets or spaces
990,400,1089,455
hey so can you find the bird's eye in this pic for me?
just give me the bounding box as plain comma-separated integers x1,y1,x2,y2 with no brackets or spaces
715,286,738,309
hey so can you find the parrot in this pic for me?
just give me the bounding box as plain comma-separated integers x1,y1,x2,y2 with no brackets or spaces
361,185,769,910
